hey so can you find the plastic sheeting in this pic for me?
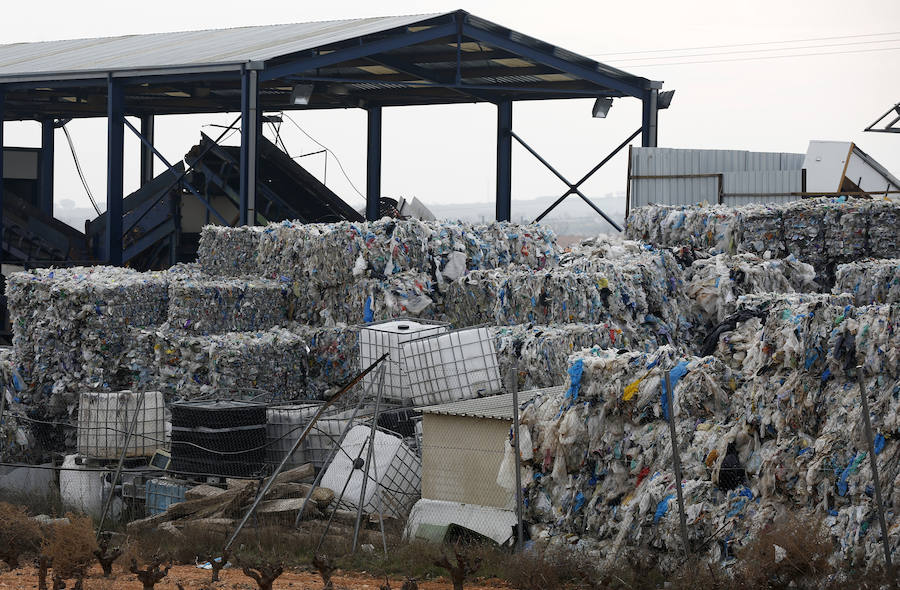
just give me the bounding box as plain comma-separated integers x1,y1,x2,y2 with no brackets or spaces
834,259,900,305
516,341,900,571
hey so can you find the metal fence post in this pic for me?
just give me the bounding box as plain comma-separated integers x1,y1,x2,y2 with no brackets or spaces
857,366,893,573
511,358,525,550
663,369,690,557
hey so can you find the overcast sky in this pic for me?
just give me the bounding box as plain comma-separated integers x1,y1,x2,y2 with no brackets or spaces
2,0,899,226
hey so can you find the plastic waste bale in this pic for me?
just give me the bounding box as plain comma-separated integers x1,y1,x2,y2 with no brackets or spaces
197,225,265,276
516,346,738,567
167,276,293,333
123,326,309,400
255,219,560,288
868,199,900,259
289,324,360,397
626,204,736,254
7,266,170,412
834,259,900,305
735,203,784,258
491,324,664,391
686,254,816,326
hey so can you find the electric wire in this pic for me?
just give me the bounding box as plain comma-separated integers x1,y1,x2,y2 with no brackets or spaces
606,37,900,63
280,112,366,201
590,30,900,56
609,45,900,68
61,124,102,216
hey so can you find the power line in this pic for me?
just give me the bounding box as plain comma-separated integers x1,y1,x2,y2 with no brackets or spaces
613,45,900,68
590,30,900,57
607,37,900,63
280,112,366,201
61,123,102,216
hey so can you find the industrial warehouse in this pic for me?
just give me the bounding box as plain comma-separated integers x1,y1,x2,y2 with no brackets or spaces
1,7,899,590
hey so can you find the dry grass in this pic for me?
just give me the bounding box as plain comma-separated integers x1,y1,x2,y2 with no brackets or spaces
41,513,98,586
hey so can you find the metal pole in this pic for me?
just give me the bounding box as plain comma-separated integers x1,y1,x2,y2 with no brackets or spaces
511,358,525,550
39,120,54,217
857,366,893,572
352,365,386,553
224,353,387,553
366,106,382,221
97,390,145,538
496,100,512,222
106,78,125,266
663,369,690,557
139,115,155,187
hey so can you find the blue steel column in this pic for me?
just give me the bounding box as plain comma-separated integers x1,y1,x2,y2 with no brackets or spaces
366,106,382,221
139,114,154,187
106,79,125,266
496,100,512,222
239,69,259,226
641,89,658,148
39,120,54,217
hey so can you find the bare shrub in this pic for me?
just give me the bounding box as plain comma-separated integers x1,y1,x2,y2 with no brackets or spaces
241,562,284,590
41,514,97,590
92,534,123,578
735,513,834,589
433,544,482,590
0,501,42,569
128,557,171,590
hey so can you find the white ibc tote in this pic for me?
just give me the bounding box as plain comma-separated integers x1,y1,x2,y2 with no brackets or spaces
319,425,421,519
77,391,166,459
358,318,448,401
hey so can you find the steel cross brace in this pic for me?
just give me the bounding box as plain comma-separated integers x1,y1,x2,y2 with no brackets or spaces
522,127,642,230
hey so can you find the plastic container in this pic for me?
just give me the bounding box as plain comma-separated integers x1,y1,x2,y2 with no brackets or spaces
146,478,188,515
319,425,421,519
359,318,448,402
59,455,104,518
170,400,267,477
77,391,166,459
401,326,502,406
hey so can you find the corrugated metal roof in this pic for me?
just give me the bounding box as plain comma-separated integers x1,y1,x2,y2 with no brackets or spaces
0,13,443,79
420,385,565,420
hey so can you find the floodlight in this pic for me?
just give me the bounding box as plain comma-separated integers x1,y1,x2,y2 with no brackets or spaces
592,97,613,118
658,90,676,110
290,84,314,106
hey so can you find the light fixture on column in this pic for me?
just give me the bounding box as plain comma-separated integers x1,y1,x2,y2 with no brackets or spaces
658,90,676,110
290,84,314,106
592,97,613,118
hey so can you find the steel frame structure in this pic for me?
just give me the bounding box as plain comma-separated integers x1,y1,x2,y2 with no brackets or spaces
0,10,665,264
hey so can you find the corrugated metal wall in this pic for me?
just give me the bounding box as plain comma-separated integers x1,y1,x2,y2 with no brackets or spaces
629,147,805,208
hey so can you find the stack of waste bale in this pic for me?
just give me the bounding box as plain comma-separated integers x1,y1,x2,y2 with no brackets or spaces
626,197,900,286
7,266,169,412
515,337,900,571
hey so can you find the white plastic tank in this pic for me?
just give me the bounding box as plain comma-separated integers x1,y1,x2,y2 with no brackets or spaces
59,455,104,518
358,319,448,402
319,425,421,519
77,391,166,459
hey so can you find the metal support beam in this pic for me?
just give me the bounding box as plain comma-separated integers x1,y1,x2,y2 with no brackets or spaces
496,100,512,222
239,69,259,226
641,89,658,147
511,130,622,232
39,120,54,217
366,106,382,221
106,78,124,266
139,114,154,187
260,21,457,82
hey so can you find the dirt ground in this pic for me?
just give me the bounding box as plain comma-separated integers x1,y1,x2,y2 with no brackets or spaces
0,564,513,590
